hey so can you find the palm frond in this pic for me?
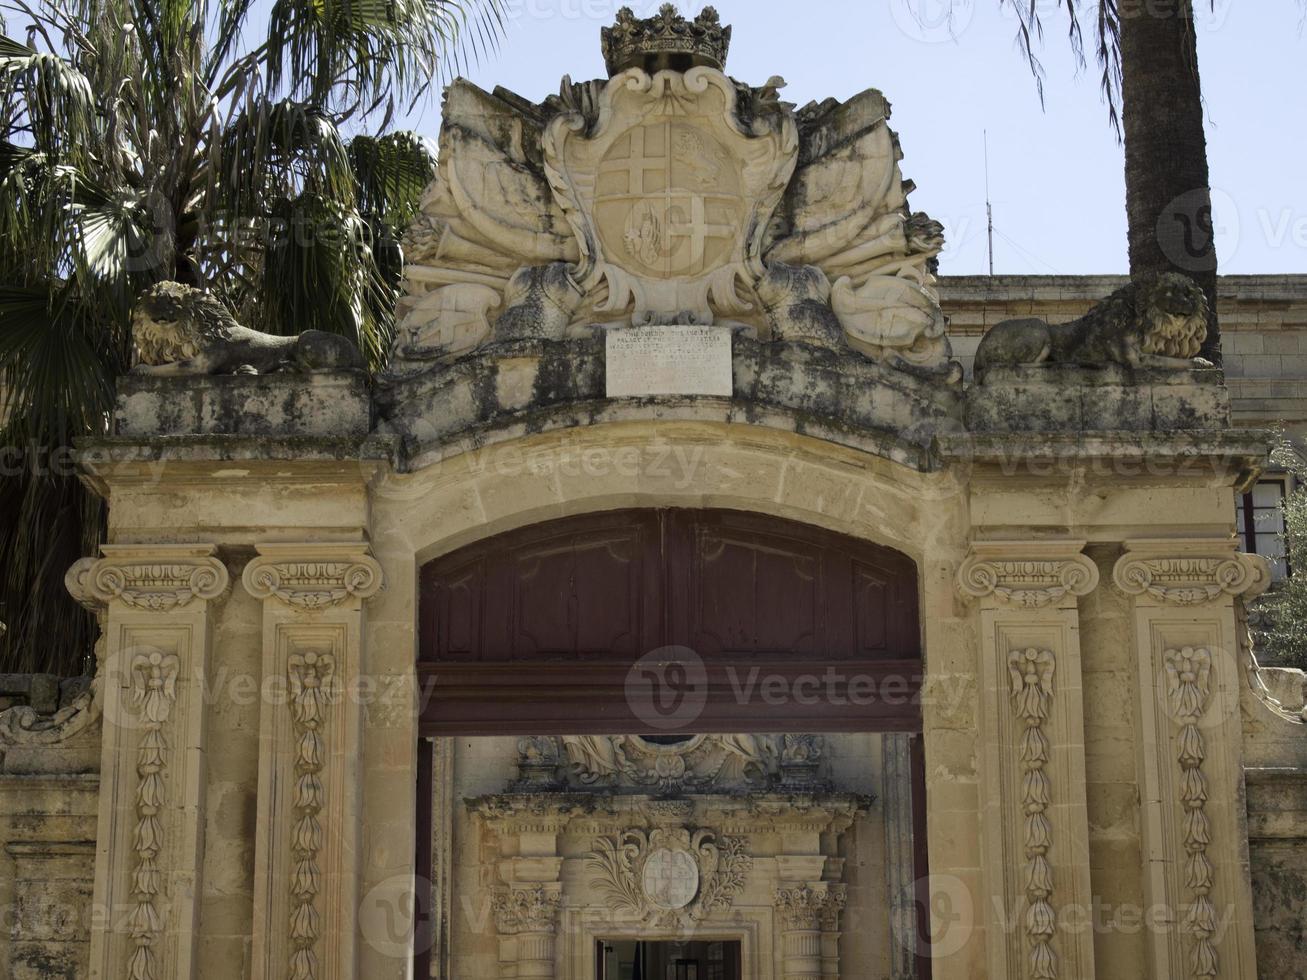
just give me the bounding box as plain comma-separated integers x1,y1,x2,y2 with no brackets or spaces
348,129,435,225
0,34,98,163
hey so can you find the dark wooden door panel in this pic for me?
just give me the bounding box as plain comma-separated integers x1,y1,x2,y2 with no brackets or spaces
421,510,663,664
419,508,922,733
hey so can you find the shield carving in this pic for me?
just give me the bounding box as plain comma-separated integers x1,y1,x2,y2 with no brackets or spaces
544,68,797,326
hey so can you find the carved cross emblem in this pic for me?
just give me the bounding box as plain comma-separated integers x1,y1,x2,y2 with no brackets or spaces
596,121,743,279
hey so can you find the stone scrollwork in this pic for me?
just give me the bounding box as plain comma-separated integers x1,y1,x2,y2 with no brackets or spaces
587,827,751,924
1008,648,1058,980
126,650,180,980
286,651,337,980
1112,549,1269,607
1163,647,1219,979
66,546,230,612
242,546,383,610
957,545,1099,608
0,684,100,751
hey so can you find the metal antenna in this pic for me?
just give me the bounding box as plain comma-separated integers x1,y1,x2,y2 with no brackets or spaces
984,129,995,276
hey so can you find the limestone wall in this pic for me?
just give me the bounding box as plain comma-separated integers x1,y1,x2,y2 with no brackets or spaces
0,679,100,979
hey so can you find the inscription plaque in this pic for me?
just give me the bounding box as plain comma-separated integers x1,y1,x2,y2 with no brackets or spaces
605,325,733,398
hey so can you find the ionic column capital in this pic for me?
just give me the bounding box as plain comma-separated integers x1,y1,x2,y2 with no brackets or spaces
957,540,1099,608
65,544,229,612
241,543,383,610
1112,539,1270,606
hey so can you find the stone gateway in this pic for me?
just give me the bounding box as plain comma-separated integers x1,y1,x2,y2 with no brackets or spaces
0,6,1304,980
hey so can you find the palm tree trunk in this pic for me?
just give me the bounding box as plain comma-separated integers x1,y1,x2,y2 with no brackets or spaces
1119,0,1221,363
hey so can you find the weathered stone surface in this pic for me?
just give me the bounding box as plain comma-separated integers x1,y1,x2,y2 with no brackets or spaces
0,743,99,980
375,334,962,472
114,372,371,439
1247,768,1307,974
964,363,1230,432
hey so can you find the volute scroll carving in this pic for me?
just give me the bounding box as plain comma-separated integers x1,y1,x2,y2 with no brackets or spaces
956,543,1099,608
241,545,383,610
65,545,230,612
1112,543,1269,607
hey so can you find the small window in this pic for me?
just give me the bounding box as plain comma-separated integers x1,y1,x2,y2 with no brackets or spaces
1236,475,1292,581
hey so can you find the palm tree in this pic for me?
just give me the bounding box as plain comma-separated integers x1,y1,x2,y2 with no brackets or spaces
1000,1,1304,365
0,0,503,674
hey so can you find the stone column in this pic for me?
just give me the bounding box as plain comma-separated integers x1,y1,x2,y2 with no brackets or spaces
817,884,846,980
66,544,230,980
957,541,1100,980
241,543,383,980
492,883,561,980
1112,540,1268,980
775,883,844,980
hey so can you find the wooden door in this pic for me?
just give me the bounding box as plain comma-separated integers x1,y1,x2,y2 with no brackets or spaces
418,508,923,734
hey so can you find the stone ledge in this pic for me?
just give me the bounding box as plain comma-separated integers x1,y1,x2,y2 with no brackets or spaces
966,364,1229,433
114,371,371,439
378,334,963,472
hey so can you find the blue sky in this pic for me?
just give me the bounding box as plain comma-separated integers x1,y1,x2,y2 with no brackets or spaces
391,0,1306,276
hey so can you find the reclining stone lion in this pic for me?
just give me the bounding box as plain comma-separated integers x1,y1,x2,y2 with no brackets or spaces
131,281,365,376
973,272,1211,379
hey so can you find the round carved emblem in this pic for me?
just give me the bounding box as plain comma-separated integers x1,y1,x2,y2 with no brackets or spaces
641,847,700,910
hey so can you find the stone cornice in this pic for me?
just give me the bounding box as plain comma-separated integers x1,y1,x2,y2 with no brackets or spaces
65,544,230,612
1112,539,1270,606
241,543,383,610
957,541,1099,608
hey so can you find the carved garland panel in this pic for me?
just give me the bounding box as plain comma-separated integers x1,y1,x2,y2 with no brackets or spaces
286,651,337,980
959,542,1098,980
1114,541,1268,980
244,543,382,980
126,650,181,980
66,544,230,980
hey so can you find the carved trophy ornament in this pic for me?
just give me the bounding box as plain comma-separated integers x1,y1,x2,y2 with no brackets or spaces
973,272,1211,379
131,281,365,376
393,5,959,380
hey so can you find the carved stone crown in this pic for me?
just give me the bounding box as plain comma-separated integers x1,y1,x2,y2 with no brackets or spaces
601,4,731,76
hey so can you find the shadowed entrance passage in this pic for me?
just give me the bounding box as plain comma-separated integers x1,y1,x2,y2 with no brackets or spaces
418,508,925,735
597,938,743,980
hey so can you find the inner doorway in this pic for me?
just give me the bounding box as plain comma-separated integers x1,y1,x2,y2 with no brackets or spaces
597,939,742,980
